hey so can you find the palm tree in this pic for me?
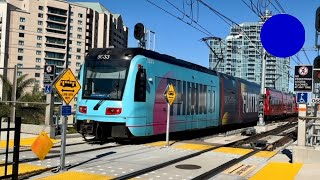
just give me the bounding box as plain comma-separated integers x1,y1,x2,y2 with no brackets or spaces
0,74,36,101
0,74,42,122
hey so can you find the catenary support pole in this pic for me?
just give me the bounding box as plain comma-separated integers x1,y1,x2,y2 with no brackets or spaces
258,49,267,126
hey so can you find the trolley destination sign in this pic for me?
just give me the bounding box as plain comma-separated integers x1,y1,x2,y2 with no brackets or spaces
294,65,313,92
53,68,81,104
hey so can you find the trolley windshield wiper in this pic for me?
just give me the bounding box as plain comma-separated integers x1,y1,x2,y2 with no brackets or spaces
93,96,108,110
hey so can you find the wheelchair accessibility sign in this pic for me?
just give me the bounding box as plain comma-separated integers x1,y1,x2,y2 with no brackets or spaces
297,92,308,103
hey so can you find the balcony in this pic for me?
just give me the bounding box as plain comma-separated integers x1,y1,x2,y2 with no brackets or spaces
47,7,67,17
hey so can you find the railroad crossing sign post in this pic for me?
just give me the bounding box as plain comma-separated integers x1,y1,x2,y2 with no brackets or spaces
164,84,176,147
53,68,81,171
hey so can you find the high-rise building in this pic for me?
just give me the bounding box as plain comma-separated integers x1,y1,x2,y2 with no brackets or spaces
0,0,128,100
209,10,290,92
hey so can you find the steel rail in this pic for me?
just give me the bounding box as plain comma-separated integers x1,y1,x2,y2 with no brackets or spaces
112,118,297,180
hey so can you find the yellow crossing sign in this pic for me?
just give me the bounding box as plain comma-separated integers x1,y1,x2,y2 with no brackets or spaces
54,68,81,104
164,84,176,106
31,131,54,160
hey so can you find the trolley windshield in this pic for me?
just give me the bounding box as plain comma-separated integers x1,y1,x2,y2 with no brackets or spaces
82,59,130,100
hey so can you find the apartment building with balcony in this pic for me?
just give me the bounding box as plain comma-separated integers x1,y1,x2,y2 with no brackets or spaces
208,10,290,92
0,0,128,101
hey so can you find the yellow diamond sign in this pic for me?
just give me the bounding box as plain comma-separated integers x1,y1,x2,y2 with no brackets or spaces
164,84,176,106
31,131,54,160
54,68,81,104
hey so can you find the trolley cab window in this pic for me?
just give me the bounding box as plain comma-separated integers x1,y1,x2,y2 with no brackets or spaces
82,60,130,100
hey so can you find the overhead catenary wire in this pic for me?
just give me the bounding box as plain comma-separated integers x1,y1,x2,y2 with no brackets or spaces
164,0,213,36
145,0,213,37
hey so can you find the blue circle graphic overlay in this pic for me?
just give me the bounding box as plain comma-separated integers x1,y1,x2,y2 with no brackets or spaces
260,14,305,58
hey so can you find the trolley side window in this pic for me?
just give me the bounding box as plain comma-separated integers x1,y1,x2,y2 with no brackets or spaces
134,66,146,102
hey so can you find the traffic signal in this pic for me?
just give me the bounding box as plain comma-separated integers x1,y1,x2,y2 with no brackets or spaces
316,7,320,32
314,56,320,84
134,23,145,40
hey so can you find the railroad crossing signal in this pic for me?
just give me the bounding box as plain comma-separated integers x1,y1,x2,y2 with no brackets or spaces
164,84,176,106
53,68,81,104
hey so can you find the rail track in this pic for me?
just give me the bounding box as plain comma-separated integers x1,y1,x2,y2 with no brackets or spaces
112,118,297,180
11,117,297,179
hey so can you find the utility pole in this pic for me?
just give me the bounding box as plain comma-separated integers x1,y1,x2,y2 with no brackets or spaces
258,10,272,126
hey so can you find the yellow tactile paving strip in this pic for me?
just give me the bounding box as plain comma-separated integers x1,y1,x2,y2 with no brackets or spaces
213,147,277,158
36,171,114,180
144,141,176,147
146,142,277,158
0,163,48,176
175,143,214,151
0,137,60,148
249,162,303,180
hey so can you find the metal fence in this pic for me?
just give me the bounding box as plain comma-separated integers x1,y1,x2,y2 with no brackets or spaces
0,117,21,180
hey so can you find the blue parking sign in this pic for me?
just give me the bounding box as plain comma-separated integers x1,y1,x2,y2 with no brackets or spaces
44,84,52,94
297,92,308,103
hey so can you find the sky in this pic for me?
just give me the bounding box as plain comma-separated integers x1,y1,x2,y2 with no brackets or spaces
73,0,320,92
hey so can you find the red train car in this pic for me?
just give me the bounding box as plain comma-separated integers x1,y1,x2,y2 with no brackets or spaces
264,88,297,119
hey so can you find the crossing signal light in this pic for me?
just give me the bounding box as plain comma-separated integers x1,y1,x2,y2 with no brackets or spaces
316,7,320,32
134,23,145,40
314,56,320,83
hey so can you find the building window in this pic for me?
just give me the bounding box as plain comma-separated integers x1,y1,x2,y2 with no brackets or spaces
76,62,81,67
19,25,25,30
78,13,82,18
76,48,81,53
18,56,23,61
76,55,80,60
38,13,43,18
37,36,42,40
77,27,82,32
71,12,74,16
18,48,24,53
68,47,72,52
36,51,41,55
69,26,73,30
38,21,43,25
20,17,25,22
35,65,41,69
37,28,42,33
77,34,82,39
77,41,81,46
19,33,24,38
17,64,23,68
36,58,41,63
18,40,24,45
68,61,71,65
35,73,40,77
70,19,73,23
78,20,82,25
39,6,43,10
36,43,42,48
68,54,71,59
69,40,72,44
17,71,22,77
69,33,73,37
